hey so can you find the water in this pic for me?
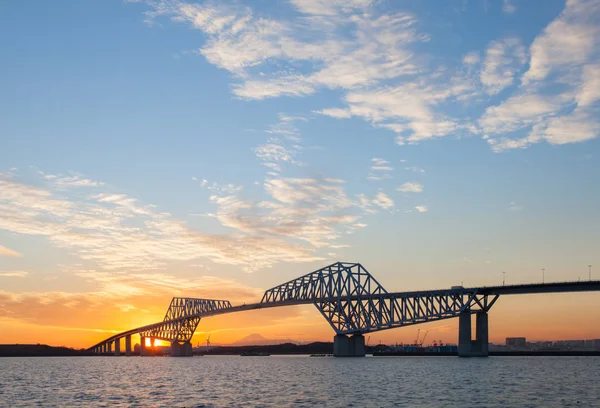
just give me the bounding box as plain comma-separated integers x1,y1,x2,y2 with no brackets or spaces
0,356,598,407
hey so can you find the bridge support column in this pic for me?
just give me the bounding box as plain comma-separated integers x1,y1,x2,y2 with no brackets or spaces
114,339,121,356
350,334,366,357
334,334,365,357
184,341,193,357
171,341,193,357
140,336,147,356
125,335,131,357
171,342,181,357
458,311,489,357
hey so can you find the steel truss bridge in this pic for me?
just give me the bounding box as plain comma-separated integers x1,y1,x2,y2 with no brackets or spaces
88,262,600,357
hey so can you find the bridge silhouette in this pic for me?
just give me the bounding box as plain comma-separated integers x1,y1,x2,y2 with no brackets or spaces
88,262,600,357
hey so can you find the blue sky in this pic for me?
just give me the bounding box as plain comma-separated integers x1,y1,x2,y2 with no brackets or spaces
1,0,599,344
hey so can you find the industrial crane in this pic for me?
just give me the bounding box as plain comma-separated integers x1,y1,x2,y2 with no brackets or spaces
414,329,429,346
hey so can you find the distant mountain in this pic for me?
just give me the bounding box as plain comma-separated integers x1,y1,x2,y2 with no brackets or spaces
230,333,299,346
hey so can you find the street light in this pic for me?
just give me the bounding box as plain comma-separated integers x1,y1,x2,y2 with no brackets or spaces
590,265,592,281
502,271,506,286
542,268,545,283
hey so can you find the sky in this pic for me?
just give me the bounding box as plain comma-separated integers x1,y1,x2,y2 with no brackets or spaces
1,0,599,348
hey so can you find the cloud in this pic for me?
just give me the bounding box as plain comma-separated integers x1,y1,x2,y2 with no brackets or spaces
577,64,600,107
508,201,523,211
397,182,423,193
415,205,428,212
503,0,516,13
372,192,394,209
314,108,352,119
463,51,480,65
210,175,365,248
0,271,28,278
133,0,600,153
0,245,22,258
404,166,425,173
367,158,394,181
0,171,328,273
289,0,373,16
522,0,599,84
479,92,570,136
371,158,393,172
0,272,265,331
481,37,526,95
137,0,427,101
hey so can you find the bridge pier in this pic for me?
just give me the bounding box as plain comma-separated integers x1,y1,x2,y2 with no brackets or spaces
171,341,193,357
114,338,121,356
333,334,365,357
140,336,147,356
125,335,132,356
458,311,489,357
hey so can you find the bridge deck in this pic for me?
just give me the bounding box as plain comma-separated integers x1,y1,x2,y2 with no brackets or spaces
88,280,600,350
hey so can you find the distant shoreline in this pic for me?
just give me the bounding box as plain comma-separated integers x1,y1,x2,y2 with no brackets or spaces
2,344,600,357
373,350,600,357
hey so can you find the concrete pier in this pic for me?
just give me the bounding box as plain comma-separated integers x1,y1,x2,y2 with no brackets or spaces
333,333,366,357
458,311,489,357
140,336,147,356
171,341,193,357
114,339,121,356
125,335,132,356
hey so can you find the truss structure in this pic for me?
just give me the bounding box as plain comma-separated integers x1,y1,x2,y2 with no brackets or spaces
262,262,499,334
94,261,598,352
141,298,232,343
262,262,387,303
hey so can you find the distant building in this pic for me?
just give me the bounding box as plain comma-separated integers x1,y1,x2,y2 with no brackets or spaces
506,337,526,348
554,340,586,350
584,339,600,350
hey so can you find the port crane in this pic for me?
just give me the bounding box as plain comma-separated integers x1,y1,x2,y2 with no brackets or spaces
414,329,429,346
206,335,211,347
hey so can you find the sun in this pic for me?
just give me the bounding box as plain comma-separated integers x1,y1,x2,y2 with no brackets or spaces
144,338,167,347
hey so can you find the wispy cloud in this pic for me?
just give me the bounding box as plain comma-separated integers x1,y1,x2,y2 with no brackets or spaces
372,192,394,209
503,0,516,14
397,182,423,193
367,158,394,181
405,166,425,173
0,271,28,278
481,37,526,95
0,171,322,273
0,245,22,258
132,0,600,152
415,205,428,213
508,201,523,211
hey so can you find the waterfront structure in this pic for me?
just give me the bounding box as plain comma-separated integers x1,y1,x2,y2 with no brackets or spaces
506,337,527,348
87,262,600,358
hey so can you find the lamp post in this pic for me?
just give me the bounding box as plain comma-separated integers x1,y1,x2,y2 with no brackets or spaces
542,268,545,283
589,265,592,281
502,271,506,286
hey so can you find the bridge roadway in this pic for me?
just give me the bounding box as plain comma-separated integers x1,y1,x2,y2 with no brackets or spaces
88,264,600,358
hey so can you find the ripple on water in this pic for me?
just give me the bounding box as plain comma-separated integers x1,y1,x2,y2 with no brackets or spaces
0,356,599,407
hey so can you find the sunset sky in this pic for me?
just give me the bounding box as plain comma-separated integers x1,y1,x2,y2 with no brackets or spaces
1,0,599,349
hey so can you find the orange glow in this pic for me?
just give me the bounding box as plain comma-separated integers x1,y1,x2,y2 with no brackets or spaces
143,338,167,347
1,292,600,349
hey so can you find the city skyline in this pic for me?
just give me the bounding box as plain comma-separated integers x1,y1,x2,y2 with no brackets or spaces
1,0,600,348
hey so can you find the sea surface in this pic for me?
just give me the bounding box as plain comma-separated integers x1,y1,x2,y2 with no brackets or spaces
0,355,598,407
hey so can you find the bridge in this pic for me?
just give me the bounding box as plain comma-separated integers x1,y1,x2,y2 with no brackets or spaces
88,262,600,357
